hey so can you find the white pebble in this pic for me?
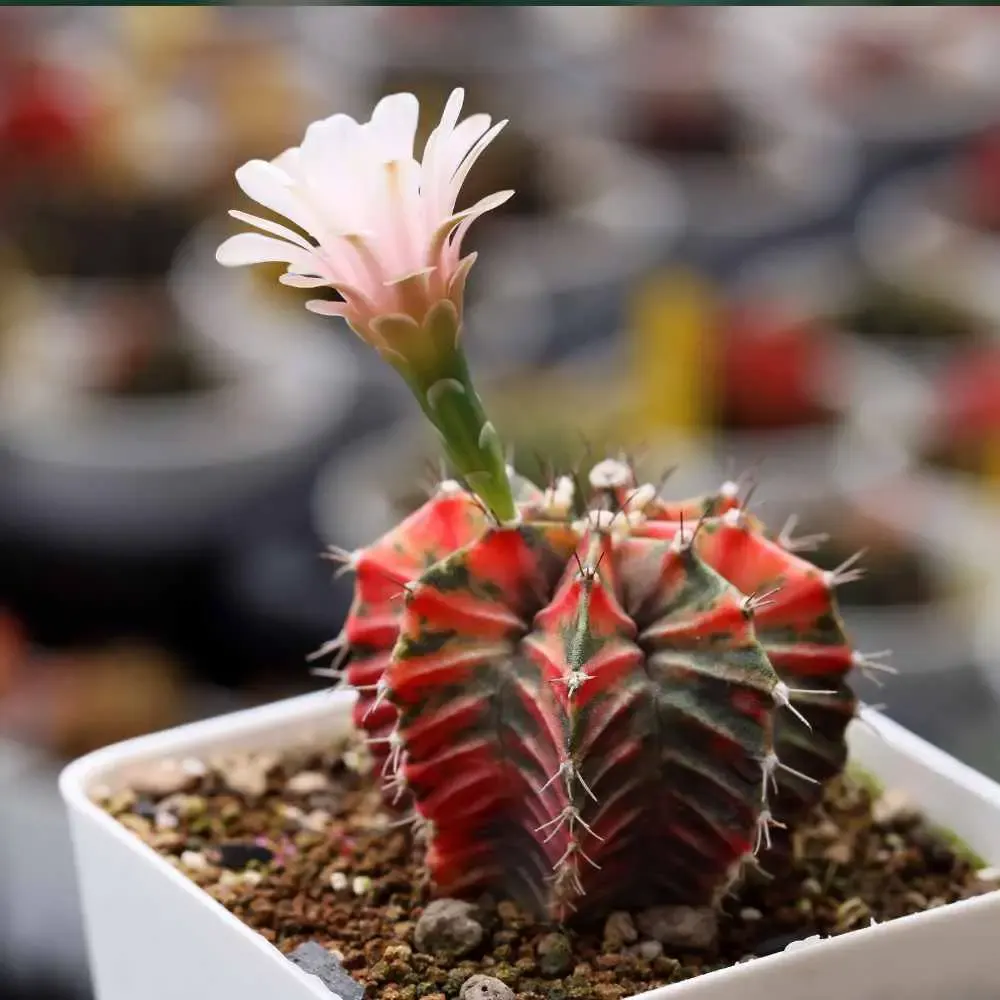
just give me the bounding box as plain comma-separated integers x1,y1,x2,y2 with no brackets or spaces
279,804,307,824
181,758,208,778
330,872,349,892
976,866,1000,883
301,809,331,833
352,875,371,896
343,748,373,775
181,851,209,871
155,811,179,831
287,771,330,795
740,907,763,922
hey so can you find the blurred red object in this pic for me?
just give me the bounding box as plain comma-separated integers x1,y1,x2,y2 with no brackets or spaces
717,302,835,430
0,609,29,701
936,344,1000,443
961,126,1000,231
0,56,92,187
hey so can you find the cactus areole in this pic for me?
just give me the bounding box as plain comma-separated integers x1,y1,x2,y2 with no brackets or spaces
218,88,886,922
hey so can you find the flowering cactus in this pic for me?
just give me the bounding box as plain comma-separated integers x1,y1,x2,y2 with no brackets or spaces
217,88,516,522
219,89,889,920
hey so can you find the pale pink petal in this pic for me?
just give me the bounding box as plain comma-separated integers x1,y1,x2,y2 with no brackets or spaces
446,120,508,215
271,146,302,176
429,189,515,266
229,210,313,250
279,273,331,289
305,300,351,317
216,233,316,271
235,160,315,235
427,113,491,222
384,266,436,287
378,158,424,279
368,92,420,163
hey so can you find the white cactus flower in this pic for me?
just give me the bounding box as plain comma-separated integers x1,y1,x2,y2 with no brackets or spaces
216,88,512,364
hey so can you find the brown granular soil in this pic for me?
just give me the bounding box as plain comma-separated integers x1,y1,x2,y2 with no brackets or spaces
100,737,998,1000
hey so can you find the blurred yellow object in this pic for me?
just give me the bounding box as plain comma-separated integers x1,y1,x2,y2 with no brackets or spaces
983,436,1000,498
84,66,150,198
216,42,310,162
628,267,716,440
0,243,42,339
118,6,216,78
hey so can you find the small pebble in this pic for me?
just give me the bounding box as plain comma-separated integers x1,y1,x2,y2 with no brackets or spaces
342,748,373,775
211,842,275,870
287,771,330,795
219,869,263,889
636,905,718,950
154,811,179,831
602,910,638,949
105,790,136,815
287,941,364,1000
90,784,112,804
834,897,870,932
118,815,151,836
133,798,158,821
630,940,663,961
159,793,206,819
352,875,371,897
131,760,200,798
459,974,515,1000
824,841,853,865
536,931,572,976
382,943,411,962
801,877,822,898
330,872,349,892
740,907,763,922
216,754,278,799
180,851,209,871
872,789,919,827
302,809,332,833
180,758,208,778
414,899,484,957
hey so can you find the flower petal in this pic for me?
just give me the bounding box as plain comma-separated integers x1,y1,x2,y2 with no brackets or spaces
428,189,514,266
216,233,316,271
446,119,508,214
305,300,350,317
368,92,420,163
235,160,316,236
279,273,331,289
229,210,314,251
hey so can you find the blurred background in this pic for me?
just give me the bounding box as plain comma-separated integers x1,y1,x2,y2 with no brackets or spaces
3,6,1000,997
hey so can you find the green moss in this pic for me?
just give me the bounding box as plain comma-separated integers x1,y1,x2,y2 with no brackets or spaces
846,765,987,867
845,763,883,798
930,825,988,869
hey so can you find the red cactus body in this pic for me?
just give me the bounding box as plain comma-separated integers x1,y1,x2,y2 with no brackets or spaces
329,461,869,920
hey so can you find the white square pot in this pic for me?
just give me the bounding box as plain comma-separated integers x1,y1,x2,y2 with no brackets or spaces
61,691,1000,1000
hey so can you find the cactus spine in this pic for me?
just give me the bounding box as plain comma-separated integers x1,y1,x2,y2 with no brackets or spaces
322,460,877,920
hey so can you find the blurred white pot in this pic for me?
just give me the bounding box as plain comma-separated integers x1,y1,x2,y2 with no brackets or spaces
719,8,1000,148
0,280,357,539
858,164,1000,328
531,7,857,245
